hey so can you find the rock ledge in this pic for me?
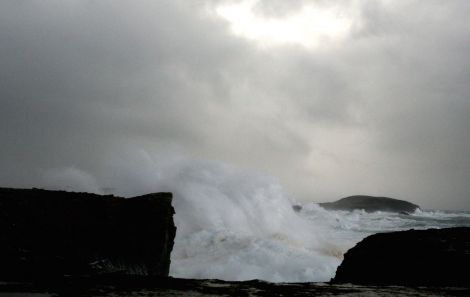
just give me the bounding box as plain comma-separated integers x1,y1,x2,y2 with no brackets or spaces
0,187,176,281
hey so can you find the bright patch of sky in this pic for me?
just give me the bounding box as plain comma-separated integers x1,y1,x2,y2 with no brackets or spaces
216,0,360,48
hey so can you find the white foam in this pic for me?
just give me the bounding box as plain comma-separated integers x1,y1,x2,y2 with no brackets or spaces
93,153,342,281
165,160,343,282
412,208,470,219
56,152,469,282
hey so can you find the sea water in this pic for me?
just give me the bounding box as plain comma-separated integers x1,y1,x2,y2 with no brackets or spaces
166,160,470,282
42,152,470,283
98,153,470,283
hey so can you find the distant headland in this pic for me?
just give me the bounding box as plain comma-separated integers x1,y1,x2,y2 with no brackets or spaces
319,195,420,213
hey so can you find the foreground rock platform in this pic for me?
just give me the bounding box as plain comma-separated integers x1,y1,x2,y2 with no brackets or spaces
333,227,470,287
0,187,176,281
1,276,470,297
319,195,420,213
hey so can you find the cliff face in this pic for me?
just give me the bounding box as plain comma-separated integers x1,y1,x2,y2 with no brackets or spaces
332,227,470,287
0,188,176,281
319,195,419,213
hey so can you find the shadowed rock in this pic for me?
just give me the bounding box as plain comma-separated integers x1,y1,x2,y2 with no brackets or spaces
319,195,419,213
1,275,470,296
332,227,470,287
0,187,176,281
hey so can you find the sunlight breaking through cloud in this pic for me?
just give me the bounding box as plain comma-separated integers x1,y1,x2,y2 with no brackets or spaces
215,0,359,48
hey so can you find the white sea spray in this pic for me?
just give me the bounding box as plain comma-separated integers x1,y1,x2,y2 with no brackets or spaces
43,152,470,282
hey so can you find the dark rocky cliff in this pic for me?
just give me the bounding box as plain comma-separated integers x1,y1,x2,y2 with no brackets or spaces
0,187,176,281
320,195,419,213
332,227,470,287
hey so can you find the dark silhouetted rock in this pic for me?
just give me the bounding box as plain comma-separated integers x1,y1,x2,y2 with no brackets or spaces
292,205,302,212
0,187,176,281
319,195,419,213
332,227,470,287
2,275,470,296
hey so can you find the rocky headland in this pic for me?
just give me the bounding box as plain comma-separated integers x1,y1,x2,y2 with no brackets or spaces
319,195,420,213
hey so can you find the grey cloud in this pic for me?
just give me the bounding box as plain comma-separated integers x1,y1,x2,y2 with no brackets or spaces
1,0,470,210
252,0,309,18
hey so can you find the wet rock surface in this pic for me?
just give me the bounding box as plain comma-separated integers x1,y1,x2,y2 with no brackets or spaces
0,187,176,281
333,227,470,287
319,195,420,213
1,276,470,297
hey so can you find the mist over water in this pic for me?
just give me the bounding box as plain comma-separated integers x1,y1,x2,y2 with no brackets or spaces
169,169,470,283
42,152,470,282
167,163,344,282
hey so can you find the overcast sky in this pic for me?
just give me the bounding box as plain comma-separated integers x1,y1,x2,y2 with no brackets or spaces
1,0,470,210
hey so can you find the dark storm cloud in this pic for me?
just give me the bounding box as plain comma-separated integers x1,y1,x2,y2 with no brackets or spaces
1,0,470,210
0,2,229,159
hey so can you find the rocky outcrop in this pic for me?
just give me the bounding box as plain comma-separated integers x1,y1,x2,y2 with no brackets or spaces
0,187,176,281
332,227,470,287
319,195,419,213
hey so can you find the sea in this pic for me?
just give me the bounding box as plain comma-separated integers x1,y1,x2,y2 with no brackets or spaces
164,161,470,283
